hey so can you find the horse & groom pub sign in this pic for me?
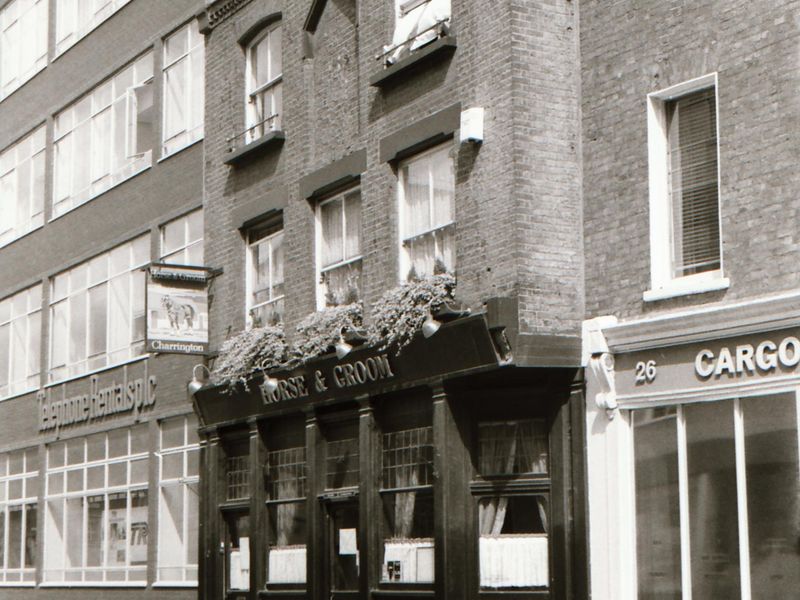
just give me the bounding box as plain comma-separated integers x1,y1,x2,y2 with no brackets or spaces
146,263,209,355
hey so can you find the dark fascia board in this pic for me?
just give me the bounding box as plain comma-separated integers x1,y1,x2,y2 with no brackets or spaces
379,102,461,163
299,149,367,200
369,35,457,88
232,186,288,230
514,334,583,368
224,130,285,165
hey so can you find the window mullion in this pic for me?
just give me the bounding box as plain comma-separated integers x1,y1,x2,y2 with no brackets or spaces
733,398,752,600
676,405,692,600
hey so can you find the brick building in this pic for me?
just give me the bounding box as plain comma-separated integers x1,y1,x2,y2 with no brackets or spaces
0,0,208,599
581,2,800,600
194,0,587,599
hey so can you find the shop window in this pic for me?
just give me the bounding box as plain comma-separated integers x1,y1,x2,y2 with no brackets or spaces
317,188,362,308
0,448,38,584
224,511,251,591
157,415,200,584
384,0,450,65
55,0,132,56
0,0,47,101
43,425,149,583
380,426,434,583
0,284,41,399
633,394,800,600
162,19,205,157
53,52,153,218
398,143,455,281
476,419,550,590
0,124,45,248
326,437,359,490
265,446,307,585
48,234,149,383
246,222,284,327
160,208,204,266
245,22,282,143
646,75,726,300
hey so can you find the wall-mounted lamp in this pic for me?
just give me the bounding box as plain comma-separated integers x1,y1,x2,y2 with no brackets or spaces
262,376,279,394
335,336,353,360
422,312,442,339
187,364,211,397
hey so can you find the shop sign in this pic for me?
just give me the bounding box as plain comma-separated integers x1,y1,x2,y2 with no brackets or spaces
38,371,157,433
614,328,800,399
260,353,395,404
146,263,209,355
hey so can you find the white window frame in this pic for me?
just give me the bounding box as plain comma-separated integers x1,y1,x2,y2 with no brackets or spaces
159,208,203,266
47,235,149,384
0,124,46,248
161,19,205,158
55,0,133,57
397,143,456,282
0,0,48,101
42,426,150,585
315,187,362,309
245,225,284,328
244,23,282,143
0,284,41,400
385,0,450,64
630,389,800,600
156,415,200,586
645,73,728,302
52,52,154,220
0,448,39,586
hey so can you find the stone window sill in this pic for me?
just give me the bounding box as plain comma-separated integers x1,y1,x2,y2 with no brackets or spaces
369,35,457,88
225,130,285,165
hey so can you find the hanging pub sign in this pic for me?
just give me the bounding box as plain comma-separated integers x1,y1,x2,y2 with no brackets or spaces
146,263,209,355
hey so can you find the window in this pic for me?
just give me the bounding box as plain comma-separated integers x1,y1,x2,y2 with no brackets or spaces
48,235,149,383
0,284,41,399
55,0,133,55
0,0,47,100
245,23,282,142
633,394,800,600
646,75,725,300
0,448,38,584
246,223,284,327
0,125,45,247
317,188,362,308
53,52,154,218
385,0,450,64
162,20,204,157
225,443,250,502
326,437,359,490
157,415,200,584
476,420,549,590
43,425,149,583
380,426,434,583
398,144,455,280
160,208,203,265
265,446,307,585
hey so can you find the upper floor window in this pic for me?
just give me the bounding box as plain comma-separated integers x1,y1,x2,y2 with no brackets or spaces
48,234,149,383
0,0,47,100
317,188,362,308
160,208,203,266
0,284,41,399
53,52,153,219
246,221,284,327
0,447,39,584
398,144,455,281
0,124,45,248
385,0,450,64
162,20,205,157
646,75,725,301
245,23,282,143
55,0,133,56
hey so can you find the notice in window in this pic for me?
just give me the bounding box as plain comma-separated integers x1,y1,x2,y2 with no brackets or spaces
339,528,357,555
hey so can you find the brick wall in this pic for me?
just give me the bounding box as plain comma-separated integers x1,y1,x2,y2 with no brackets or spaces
582,0,800,322
204,0,584,355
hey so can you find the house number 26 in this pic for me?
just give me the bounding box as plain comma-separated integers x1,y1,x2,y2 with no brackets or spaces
634,360,657,383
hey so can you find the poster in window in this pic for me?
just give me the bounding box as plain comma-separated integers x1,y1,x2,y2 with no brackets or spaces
107,504,149,566
146,264,209,354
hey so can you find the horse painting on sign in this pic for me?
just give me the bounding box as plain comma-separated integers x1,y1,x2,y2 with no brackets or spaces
161,294,197,332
